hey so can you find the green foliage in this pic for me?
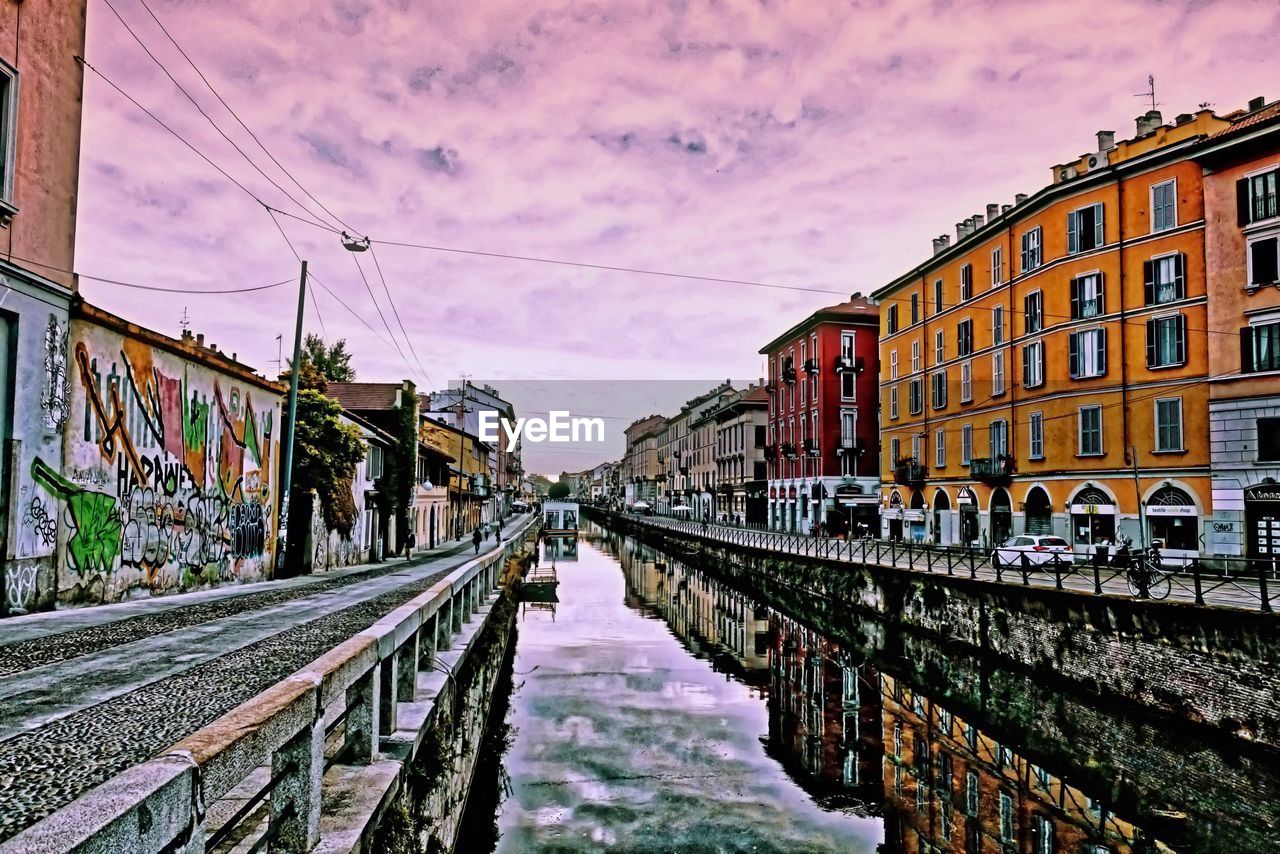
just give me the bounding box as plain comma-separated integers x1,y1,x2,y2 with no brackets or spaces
283,334,357,387
292,389,366,536
548,481,571,500
375,394,418,552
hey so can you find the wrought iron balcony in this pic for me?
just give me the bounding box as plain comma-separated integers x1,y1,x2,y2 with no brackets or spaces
802,358,819,375
835,355,865,374
969,455,1013,483
894,458,925,486
781,442,798,459
803,438,820,456
835,437,860,455
781,366,797,384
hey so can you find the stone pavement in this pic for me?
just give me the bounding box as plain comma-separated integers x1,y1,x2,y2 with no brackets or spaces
0,517,529,842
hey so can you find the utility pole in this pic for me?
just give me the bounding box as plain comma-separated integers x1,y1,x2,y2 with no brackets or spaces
1132,443,1147,549
280,260,307,533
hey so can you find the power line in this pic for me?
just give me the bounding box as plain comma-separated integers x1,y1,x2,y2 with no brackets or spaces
133,0,360,235
368,242,434,388
3,251,293,293
100,0,337,233
348,250,422,383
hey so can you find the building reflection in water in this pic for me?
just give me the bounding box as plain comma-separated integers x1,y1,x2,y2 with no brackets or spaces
602,527,1163,854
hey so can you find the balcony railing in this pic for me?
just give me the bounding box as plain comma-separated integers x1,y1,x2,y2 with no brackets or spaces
803,438,820,457
781,366,797,384
970,455,1013,483
835,437,860,455
781,442,798,459
835,354,865,374
894,459,925,486
802,358,819,375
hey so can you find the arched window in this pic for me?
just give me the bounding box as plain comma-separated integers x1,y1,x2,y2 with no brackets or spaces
1147,485,1198,550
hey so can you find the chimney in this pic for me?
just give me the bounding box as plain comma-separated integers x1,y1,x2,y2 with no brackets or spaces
955,222,967,241
972,213,985,230
986,203,1000,221
1015,193,1028,205
931,236,944,255
196,333,204,348
1249,96,1266,111
1174,113,1192,125
1096,130,1115,150
1001,204,1012,215
1136,110,1163,135
937,234,951,251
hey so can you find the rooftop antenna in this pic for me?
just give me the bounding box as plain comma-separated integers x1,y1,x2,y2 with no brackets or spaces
179,306,190,333
1134,74,1159,112
273,334,283,376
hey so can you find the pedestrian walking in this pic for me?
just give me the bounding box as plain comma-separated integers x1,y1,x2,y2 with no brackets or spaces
483,521,492,541
472,527,482,554
405,531,416,561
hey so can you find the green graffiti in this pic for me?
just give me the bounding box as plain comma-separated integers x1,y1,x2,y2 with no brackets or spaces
183,379,210,462
32,457,122,577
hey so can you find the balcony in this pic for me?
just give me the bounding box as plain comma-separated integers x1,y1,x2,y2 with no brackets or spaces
969,455,1013,484
803,438,820,457
781,442,798,459
763,443,777,459
835,437,860,456
802,357,819,375
834,355,865,374
894,458,925,486
781,365,797,384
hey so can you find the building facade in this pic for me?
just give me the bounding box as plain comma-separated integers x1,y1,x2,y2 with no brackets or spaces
1198,100,1280,560
311,412,390,571
761,297,881,535
623,414,665,508
875,108,1235,557
713,385,769,525
657,382,735,516
0,0,88,615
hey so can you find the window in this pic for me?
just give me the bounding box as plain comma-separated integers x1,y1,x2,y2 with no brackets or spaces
1248,233,1280,286
911,293,920,325
0,60,16,207
841,369,855,399
1156,398,1183,451
961,264,973,301
1079,405,1103,455
992,351,1006,395
989,419,1008,458
1021,226,1043,272
1239,167,1279,225
1031,815,1055,854
991,246,1004,287
1145,254,1186,304
934,279,945,314
1029,412,1044,459
1146,314,1187,368
891,436,901,464
965,771,979,815
960,361,973,402
942,800,954,842
912,340,921,372
890,349,899,380
958,319,973,357
1068,202,1105,254
961,424,973,465
1024,291,1044,334
909,379,923,415
889,385,899,419
887,304,899,334
999,792,1015,843
1259,417,1280,461
1022,340,1045,388
1069,328,1107,378
992,305,1004,346
1071,272,1105,319
893,721,903,757
1152,179,1177,232
936,428,946,467
1242,321,1280,373
932,371,948,410
935,329,945,365
366,445,384,479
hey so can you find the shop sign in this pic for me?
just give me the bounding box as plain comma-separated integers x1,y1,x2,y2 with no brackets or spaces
1146,505,1197,517
1069,503,1115,515
1245,485,1280,502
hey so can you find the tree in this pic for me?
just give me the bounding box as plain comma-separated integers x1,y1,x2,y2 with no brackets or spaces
283,335,356,387
285,389,367,573
548,481,571,500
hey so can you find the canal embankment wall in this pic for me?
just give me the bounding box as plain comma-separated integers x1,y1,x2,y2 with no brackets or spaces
589,510,1280,754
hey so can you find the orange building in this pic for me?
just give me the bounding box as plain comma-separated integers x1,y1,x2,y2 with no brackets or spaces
874,106,1240,558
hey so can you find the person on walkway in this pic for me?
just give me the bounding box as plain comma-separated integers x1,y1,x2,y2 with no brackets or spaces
483,521,492,541
473,527,482,554
405,531,416,561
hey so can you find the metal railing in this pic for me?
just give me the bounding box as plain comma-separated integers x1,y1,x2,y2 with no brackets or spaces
601,511,1278,613
2,514,536,854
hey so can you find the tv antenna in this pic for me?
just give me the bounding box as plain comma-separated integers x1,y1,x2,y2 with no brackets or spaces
179,306,190,333
1134,74,1159,112
273,334,283,375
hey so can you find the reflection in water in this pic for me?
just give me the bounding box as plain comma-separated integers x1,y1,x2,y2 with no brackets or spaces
478,524,1248,852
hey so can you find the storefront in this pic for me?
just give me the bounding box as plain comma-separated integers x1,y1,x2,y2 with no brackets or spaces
1069,486,1116,558
990,488,1012,546
884,490,904,541
932,490,952,545
1145,485,1199,559
1024,486,1053,535
832,484,877,537
908,491,927,542
1245,481,1280,560
957,487,979,546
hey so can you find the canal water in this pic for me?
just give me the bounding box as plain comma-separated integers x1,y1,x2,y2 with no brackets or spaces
462,523,1279,852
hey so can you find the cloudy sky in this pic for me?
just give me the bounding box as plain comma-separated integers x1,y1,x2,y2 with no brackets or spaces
74,0,1278,468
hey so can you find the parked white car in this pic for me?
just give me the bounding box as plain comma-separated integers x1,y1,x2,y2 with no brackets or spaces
992,535,1073,568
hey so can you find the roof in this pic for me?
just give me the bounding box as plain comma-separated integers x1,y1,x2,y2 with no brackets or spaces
759,296,879,354
341,410,396,445
1209,100,1280,140
327,382,404,411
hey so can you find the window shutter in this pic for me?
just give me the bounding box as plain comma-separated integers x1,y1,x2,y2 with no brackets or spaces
1242,326,1255,373
1094,203,1105,247
1096,273,1105,314
1238,177,1251,226
1143,260,1155,305
1176,315,1187,364
1098,327,1108,374
1174,253,1186,299
1146,319,1157,366
1067,210,1079,254
1022,346,1030,386
1068,332,1079,377
1021,233,1029,272
1069,277,1080,319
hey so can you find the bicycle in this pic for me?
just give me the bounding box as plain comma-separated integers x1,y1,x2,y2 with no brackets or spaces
1125,555,1172,600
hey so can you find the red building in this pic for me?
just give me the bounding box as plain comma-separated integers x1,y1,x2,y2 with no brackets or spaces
759,295,880,534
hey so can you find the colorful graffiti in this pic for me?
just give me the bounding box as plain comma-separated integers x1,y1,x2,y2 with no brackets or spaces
41,314,70,430
32,333,278,599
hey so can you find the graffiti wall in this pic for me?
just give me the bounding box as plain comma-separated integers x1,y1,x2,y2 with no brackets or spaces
38,313,284,605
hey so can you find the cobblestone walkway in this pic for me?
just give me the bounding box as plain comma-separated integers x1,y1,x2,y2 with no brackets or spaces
0,543,471,679
0,560,468,840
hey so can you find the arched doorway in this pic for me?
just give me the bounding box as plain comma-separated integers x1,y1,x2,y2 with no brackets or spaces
958,487,979,546
909,491,927,543
1069,486,1115,552
990,488,1012,546
1146,485,1198,552
887,490,904,541
429,505,437,548
1024,486,1053,535
933,490,952,545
